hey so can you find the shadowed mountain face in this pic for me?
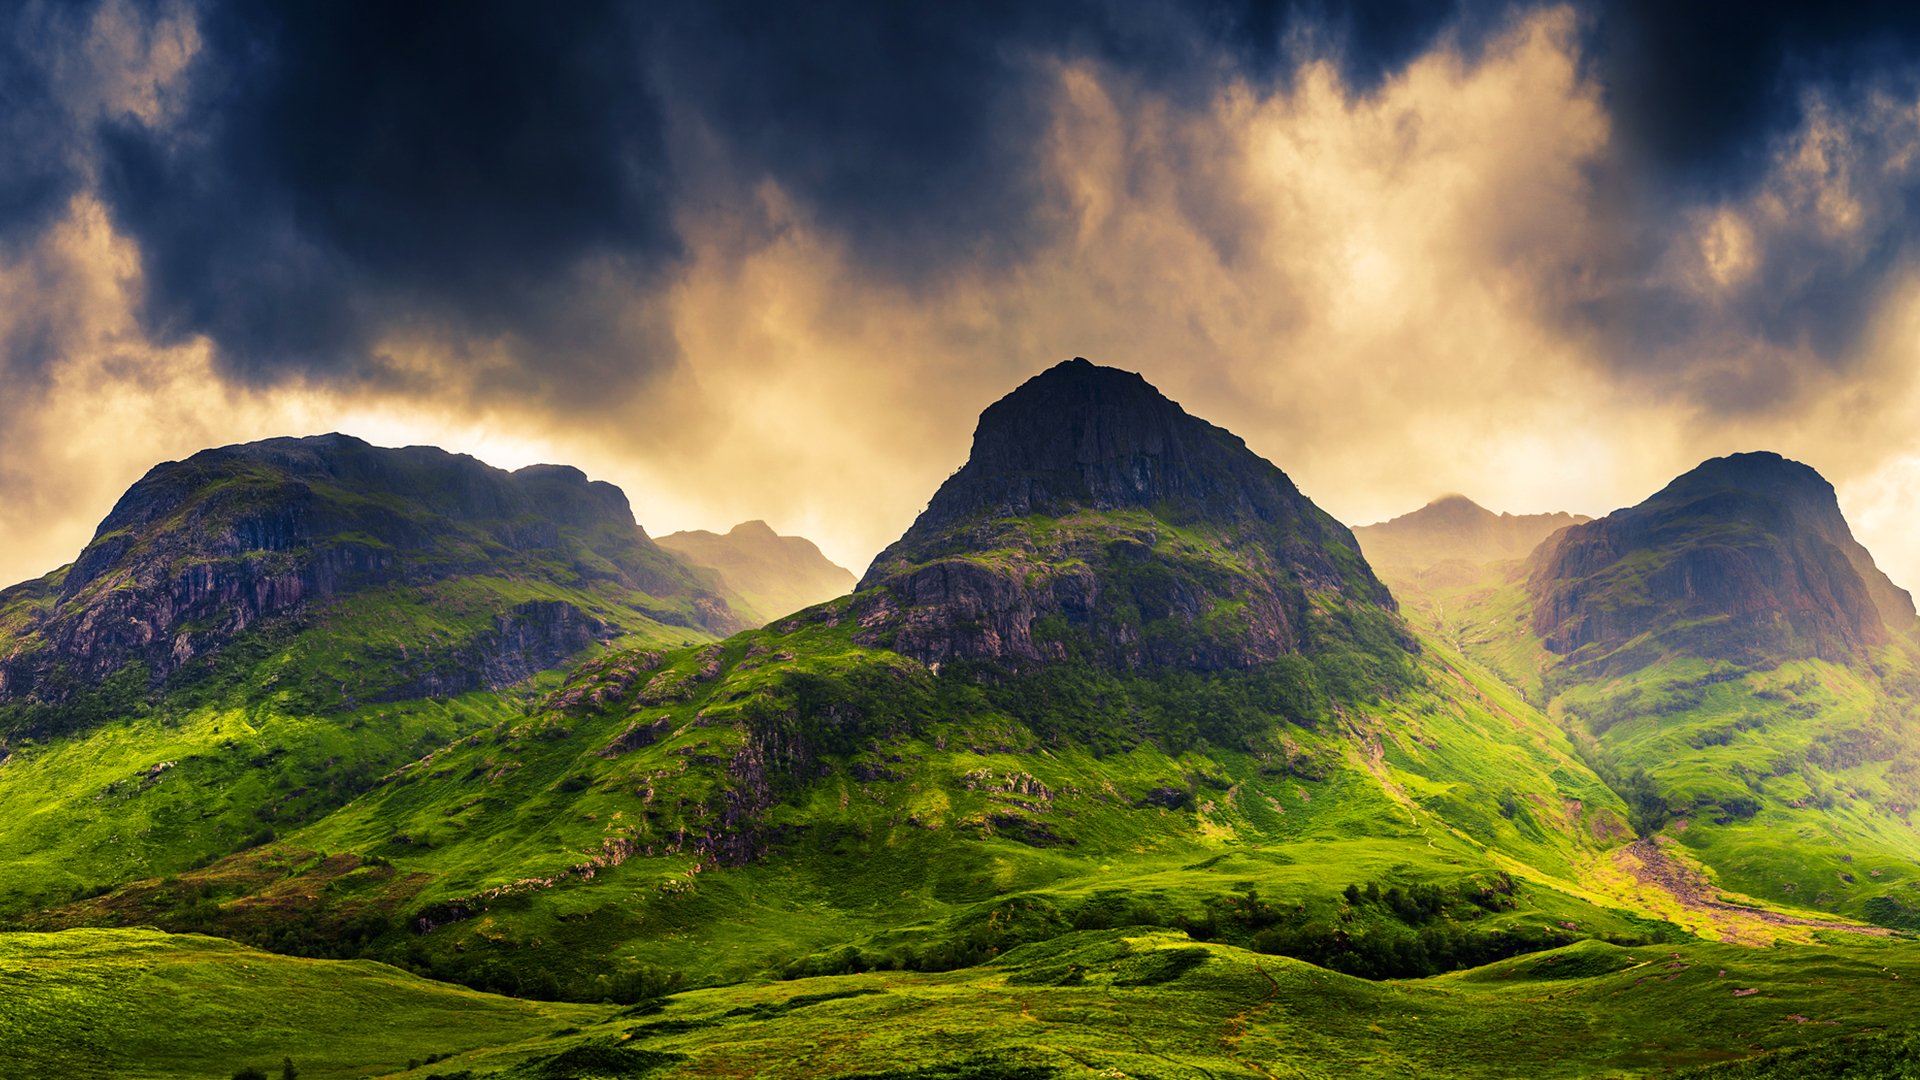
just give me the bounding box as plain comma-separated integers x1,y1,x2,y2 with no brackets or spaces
1528,451,1917,673
0,434,742,723
656,521,855,624
1355,496,1587,573
858,358,1400,671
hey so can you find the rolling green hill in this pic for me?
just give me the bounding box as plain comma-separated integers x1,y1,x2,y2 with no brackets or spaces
9,925,1918,1079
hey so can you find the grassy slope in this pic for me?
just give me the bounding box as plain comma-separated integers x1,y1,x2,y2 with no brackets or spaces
0,928,607,1080
13,925,1915,1080
1377,561,1920,929
26,589,1670,999
0,575,716,917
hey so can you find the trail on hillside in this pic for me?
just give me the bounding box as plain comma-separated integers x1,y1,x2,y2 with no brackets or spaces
1618,838,1892,939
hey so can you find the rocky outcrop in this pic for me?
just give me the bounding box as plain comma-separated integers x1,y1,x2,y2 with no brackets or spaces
1529,452,1916,671
0,434,743,710
857,359,1400,672
1355,495,1587,571
657,520,855,624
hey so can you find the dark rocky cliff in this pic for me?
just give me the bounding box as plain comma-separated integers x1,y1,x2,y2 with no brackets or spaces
857,358,1401,671
1528,452,1916,672
0,434,742,711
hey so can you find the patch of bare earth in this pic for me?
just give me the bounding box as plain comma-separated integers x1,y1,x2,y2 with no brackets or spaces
1618,837,1891,941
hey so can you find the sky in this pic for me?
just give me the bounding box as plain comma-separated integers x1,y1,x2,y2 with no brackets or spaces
7,0,1920,589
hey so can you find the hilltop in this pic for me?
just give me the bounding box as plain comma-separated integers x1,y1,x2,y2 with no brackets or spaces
860,357,1399,671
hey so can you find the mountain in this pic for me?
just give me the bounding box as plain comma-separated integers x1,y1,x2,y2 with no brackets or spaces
1354,495,1586,573
0,434,741,726
24,360,1657,1008
1378,451,1920,933
0,434,746,912
7,369,1916,1078
656,520,854,624
859,357,1400,671
1529,451,1916,673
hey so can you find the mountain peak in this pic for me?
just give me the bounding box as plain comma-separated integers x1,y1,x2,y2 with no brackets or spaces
1650,450,1834,509
2,435,742,714
1530,451,1915,671
858,359,1399,671
873,358,1323,564
657,521,854,624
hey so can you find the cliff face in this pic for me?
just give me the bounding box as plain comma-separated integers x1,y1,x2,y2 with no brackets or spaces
0,434,742,710
656,520,855,624
1354,496,1587,572
1528,452,1916,672
856,359,1401,671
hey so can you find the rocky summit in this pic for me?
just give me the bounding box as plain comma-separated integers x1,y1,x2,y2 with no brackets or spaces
858,358,1399,671
0,434,742,722
1529,451,1917,672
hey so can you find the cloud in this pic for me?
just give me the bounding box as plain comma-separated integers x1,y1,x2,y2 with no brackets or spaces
7,0,1920,599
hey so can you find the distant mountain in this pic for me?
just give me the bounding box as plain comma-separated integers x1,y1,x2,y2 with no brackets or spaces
1354,495,1586,572
860,357,1400,671
1528,451,1916,673
656,520,854,624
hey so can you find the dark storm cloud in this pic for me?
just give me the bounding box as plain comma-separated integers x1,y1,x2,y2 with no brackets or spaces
68,0,1496,390
0,5,84,251
93,0,681,389
1594,0,1920,189
8,0,1920,415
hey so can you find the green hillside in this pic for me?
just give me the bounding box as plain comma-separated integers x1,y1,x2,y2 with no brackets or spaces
0,435,741,914
15,364,1672,1002
0,928,606,1080
8,924,1917,1080
1370,456,1920,934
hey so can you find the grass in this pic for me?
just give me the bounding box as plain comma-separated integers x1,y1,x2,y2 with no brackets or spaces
21,606,1680,1002
1382,557,1920,930
12,925,1913,1079
0,928,608,1080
